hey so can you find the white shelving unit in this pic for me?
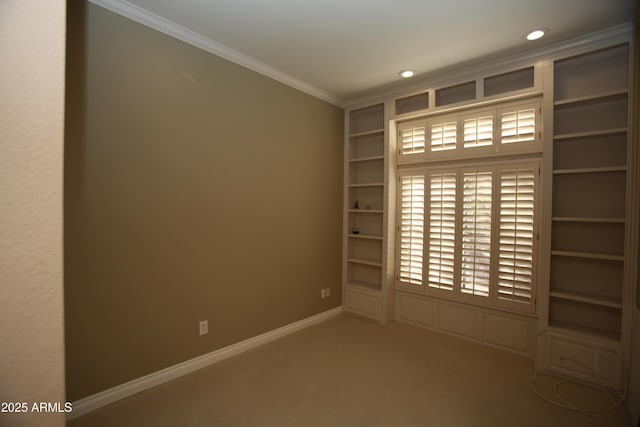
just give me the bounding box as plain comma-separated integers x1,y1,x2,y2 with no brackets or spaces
548,44,630,342
338,26,636,392
541,42,635,389
343,103,392,322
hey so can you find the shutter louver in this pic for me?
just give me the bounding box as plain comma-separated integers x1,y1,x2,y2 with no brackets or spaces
498,168,535,305
428,173,456,291
400,125,426,155
431,122,457,151
461,171,492,297
399,175,425,286
501,108,535,144
464,116,493,148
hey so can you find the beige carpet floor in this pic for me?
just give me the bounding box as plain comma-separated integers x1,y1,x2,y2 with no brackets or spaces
68,314,631,426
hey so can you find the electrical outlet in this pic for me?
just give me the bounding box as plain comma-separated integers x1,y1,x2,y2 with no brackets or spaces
326,288,331,297
199,320,208,336
321,289,326,298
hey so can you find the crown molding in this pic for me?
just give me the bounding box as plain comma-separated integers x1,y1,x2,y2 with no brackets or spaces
346,22,633,108
88,0,344,107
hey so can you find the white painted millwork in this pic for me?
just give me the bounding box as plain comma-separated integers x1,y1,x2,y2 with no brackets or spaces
537,38,637,394
395,292,536,355
343,25,637,397
343,103,393,323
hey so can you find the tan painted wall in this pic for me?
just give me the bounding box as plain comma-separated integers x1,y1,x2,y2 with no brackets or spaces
65,2,343,400
0,1,66,426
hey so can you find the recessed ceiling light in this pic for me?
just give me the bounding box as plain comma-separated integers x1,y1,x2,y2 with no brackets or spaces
526,29,547,41
399,70,415,78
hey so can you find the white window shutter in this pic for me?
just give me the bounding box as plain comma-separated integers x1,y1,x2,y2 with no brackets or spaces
464,116,493,148
427,172,456,291
498,167,535,306
431,121,457,152
399,175,425,286
501,108,535,144
400,124,426,155
461,171,492,297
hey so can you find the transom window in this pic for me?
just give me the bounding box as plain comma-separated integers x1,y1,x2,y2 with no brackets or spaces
397,99,541,164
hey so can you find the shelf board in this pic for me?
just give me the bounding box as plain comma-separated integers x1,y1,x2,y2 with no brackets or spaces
348,183,384,188
551,250,624,262
553,89,628,107
348,209,383,214
347,258,382,267
346,281,382,291
553,166,626,175
349,129,384,138
547,321,621,342
349,155,384,163
553,127,627,141
348,234,383,240
549,291,622,309
552,217,625,224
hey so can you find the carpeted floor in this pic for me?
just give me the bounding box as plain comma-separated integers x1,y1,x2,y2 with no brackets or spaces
68,314,630,426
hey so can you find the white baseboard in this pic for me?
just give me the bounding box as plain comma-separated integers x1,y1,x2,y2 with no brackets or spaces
68,306,343,419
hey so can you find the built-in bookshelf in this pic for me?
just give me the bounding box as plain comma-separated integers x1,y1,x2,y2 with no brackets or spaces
548,44,630,341
344,103,388,321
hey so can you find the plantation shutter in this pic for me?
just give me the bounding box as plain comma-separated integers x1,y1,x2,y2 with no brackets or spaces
498,167,536,307
463,116,493,148
399,122,426,155
461,170,492,297
501,107,536,144
399,174,425,287
427,172,457,291
430,121,457,152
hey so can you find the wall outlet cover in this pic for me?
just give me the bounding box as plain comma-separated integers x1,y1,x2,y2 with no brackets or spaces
199,320,208,335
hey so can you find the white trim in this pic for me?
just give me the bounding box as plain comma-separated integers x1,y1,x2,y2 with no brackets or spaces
346,23,633,108
67,306,343,420
88,0,343,107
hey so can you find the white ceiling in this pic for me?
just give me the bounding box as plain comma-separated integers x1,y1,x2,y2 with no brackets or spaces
104,0,634,103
